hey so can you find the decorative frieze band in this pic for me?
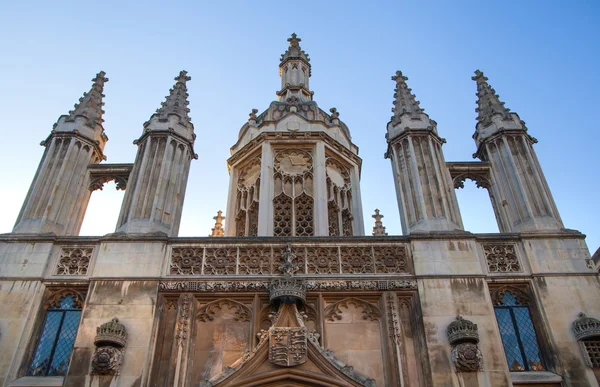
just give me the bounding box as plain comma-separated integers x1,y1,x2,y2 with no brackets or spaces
169,244,410,276
159,279,417,292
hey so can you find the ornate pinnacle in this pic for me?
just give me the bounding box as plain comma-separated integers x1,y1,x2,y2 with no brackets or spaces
472,70,511,126
66,71,109,128
210,210,225,237
372,209,388,236
280,33,311,68
391,70,424,121
154,70,192,126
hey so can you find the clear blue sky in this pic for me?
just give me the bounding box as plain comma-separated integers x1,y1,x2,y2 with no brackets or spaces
0,1,598,253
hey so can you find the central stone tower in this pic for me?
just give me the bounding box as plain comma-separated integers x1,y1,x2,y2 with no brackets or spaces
225,34,364,237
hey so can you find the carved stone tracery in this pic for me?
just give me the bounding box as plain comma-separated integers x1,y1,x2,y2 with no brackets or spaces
55,247,93,275
236,157,261,236
273,149,314,237
326,157,353,236
483,244,521,273
197,298,251,323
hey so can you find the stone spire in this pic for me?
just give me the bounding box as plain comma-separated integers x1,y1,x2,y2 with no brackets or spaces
65,71,109,128
277,33,313,103
391,71,424,121
210,210,225,237
472,70,511,127
147,70,193,129
116,71,196,237
471,70,563,232
385,70,463,234
13,71,109,235
372,209,387,236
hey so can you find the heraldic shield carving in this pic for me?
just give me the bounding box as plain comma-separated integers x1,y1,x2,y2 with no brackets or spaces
269,326,308,366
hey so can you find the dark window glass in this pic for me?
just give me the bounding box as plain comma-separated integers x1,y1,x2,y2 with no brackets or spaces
493,289,544,371
28,294,82,376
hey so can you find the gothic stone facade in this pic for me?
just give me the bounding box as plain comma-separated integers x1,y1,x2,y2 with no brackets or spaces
1,35,599,387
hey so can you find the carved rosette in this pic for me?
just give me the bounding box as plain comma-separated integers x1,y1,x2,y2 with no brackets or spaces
269,327,307,367
91,318,127,375
447,316,482,372
451,343,483,372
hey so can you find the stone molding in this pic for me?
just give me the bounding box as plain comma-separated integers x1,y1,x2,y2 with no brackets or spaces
159,279,417,292
168,243,411,276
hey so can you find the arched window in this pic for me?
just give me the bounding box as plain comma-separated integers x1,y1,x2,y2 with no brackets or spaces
27,290,85,376
491,287,544,371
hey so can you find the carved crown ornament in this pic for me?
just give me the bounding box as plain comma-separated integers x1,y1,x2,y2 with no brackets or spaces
447,316,483,373
91,318,127,376
447,315,479,345
573,312,600,341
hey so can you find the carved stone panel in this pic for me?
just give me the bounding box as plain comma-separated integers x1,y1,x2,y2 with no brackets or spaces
306,247,339,274
55,247,93,275
452,343,483,372
373,246,408,274
170,248,203,275
204,248,236,275
341,247,374,274
483,244,521,273
268,327,307,367
238,247,271,275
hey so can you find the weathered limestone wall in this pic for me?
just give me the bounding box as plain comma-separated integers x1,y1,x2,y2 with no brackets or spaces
534,275,600,386
413,238,512,386
0,240,54,278
91,241,166,278
0,280,43,386
64,280,158,387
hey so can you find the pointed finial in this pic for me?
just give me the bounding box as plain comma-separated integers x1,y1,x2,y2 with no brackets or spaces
175,70,191,84
153,70,192,127
65,71,109,128
391,70,424,121
372,209,388,236
210,210,225,237
288,33,301,47
472,69,511,126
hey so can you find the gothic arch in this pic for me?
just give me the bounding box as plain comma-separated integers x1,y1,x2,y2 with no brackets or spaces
324,297,381,322
196,298,252,323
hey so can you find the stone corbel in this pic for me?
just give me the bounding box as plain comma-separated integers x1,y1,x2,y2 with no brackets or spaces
91,318,128,376
447,315,483,372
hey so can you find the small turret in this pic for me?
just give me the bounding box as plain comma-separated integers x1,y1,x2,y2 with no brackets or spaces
277,33,313,103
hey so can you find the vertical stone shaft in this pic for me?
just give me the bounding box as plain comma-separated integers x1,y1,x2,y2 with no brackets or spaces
472,70,562,232
386,71,463,233
13,72,109,235
116,71,196,236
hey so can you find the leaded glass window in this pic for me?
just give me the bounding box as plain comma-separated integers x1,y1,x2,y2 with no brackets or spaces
492,287,544,371
28,291,84,376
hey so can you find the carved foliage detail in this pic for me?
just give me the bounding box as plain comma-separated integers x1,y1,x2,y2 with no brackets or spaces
55,247,93,275
324,298,381,322
483,244,521,273
197,299,251,323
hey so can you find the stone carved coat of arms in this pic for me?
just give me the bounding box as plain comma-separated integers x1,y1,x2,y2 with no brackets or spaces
268,327,307,367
